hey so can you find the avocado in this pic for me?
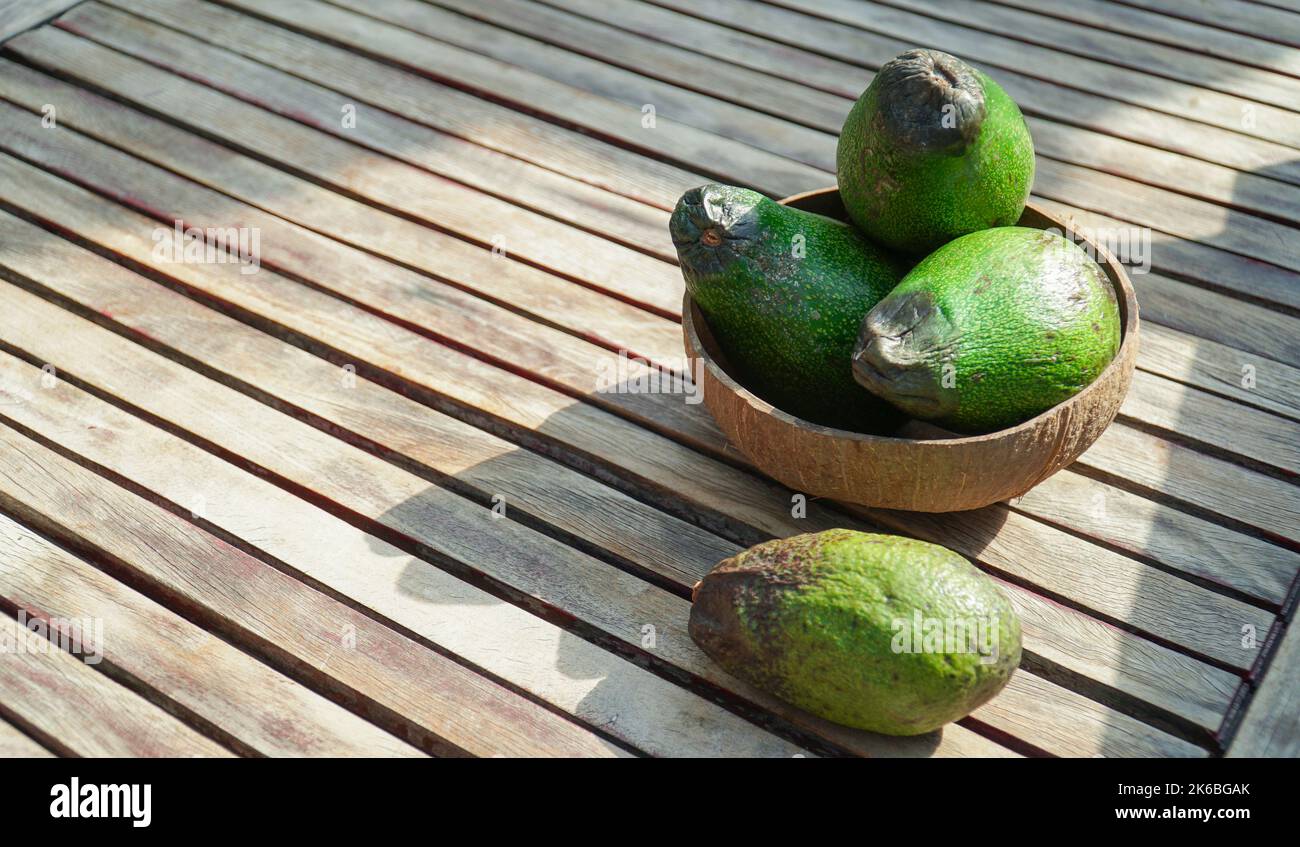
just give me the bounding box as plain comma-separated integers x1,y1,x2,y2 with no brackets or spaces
671,183,905,431
853,226,1121,433
837,49,1035,254
690,529,1021,735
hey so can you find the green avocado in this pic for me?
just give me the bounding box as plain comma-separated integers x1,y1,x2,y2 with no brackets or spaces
670,183,906,431
853,226,1121,433
690,529,1021,735
837,49,1035,254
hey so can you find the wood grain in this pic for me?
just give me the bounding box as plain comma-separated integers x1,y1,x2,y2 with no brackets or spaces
986,0,1300,77
0,506,425,757
0,613,232,757
0,429,618,758
776,0,1300,145
1228,617,1300,756
869,0,1300,105
1113,0,1300,47
73,0,1300,316
3,53,1292,503
0,719,53,757
215,0,825,196
0,0,84,42
107,0,701,210
639,0,1300,183
10,23,686,317
0,344,839,758
0,224,1227,753
0,0,1288,757
0,154,1249,739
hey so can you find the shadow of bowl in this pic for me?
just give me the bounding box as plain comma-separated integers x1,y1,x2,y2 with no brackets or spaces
683,187,1140,512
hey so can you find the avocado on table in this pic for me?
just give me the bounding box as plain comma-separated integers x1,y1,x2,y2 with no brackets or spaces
690,529,1021,736
837,49,1035,255
671,183,906,431
853,226,1121,433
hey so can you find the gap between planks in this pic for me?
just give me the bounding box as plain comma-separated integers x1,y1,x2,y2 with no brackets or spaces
0,203,1237,753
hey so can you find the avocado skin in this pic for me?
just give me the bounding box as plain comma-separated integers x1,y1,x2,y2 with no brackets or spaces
671,184,906,431
837,50,1035,255
690,529,1021,735
854,226,1121,433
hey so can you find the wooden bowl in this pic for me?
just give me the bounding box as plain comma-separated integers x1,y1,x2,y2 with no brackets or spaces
682,187,1139,512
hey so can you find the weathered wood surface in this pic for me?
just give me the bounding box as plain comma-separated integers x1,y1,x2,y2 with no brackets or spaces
0,0,84,42
1228,614,1300,757
0,0,1295,756
0,152,1248,738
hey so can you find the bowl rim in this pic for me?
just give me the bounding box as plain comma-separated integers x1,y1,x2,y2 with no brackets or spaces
683,189,1140,446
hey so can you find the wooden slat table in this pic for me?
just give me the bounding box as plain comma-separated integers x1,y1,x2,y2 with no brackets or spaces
0,0,1295,757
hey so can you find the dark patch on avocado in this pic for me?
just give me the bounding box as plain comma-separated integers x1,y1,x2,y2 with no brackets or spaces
671,184,907,431
836,49,1035,254
852,227,1121,432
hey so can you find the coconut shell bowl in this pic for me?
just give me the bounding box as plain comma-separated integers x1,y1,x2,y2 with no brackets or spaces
682,187,1140,513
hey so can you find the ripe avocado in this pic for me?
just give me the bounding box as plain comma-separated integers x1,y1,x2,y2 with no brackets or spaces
690,529,1021,735
670,183,906,431
853,226,1121,433
837,49,1035,254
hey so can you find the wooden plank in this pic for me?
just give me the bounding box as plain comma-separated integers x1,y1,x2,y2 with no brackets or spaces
324,0,1300,275
0,62,689,377
0,100,1289,601
11,31,1300,478
0,613,231,757
1012,470,1298,609
0,436,621,760
1083,422,1300,547
541,0,1300,259
320,0,1300,287
0,347,846,759
986,0,1300,77
0,176,1241,744
1120,370,1300,477
8,26,687,319
1031,157,1300,279
866,0,1300,106
0,720,53,757
1228,617,1300,756
0,507,426,758
216,0,825,197
636,0,1300,184
419,0,849,133
0,200,738,607
0,0,84,42
0,284,1206,758
234,0,840,172
0,146,1257,695
976,672,1203,758
1051,212,1300,323
61,2,678,264
775,0,1300,145
1138,324,1300,422
0,281,1015,759
107,0,701,212
113,0,1300,314
436,0,1300,228
1031,199,1300,363
0,0,1258,758
2,64,1268,675
1114,0,1300,48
